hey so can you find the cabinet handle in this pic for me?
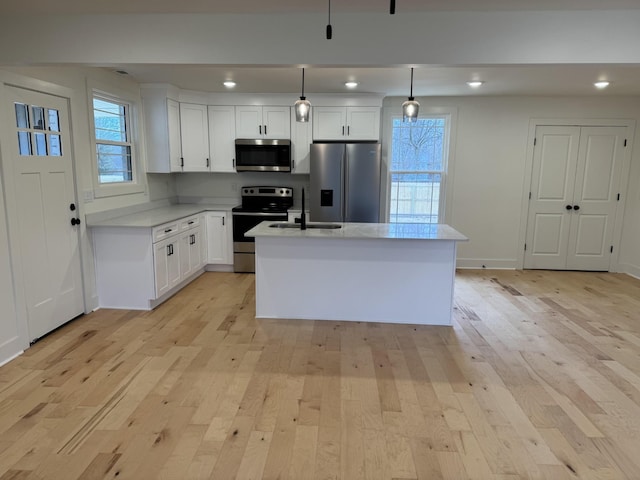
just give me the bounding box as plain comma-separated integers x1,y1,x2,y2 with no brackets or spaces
181,157,184,167
188,221,194,225
342,126,345,136
232,158,235,168
206,158,210,168
259,125,262,135
165,228,172,233
166,244,171,256
348,125,350,136
264,125,267,135
292,159,295,170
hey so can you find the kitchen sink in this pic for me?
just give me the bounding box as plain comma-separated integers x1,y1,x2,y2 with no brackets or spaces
269,222,342,229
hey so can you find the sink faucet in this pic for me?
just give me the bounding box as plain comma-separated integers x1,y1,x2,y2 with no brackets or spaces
300,187,307,230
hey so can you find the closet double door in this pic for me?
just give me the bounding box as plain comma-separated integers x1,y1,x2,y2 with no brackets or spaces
524,125,626,271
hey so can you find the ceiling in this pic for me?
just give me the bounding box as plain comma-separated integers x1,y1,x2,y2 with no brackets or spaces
2,0,640,14
5,0,640,97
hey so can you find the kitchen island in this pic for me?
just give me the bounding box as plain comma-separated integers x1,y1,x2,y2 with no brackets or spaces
246,222,468,325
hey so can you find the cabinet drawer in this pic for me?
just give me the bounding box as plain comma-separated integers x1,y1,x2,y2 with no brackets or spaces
152,222,179,243
180,215,200,231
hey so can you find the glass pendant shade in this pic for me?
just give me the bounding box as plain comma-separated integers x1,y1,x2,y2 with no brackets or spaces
402,68,419,122
294,68,310,123
294,98,311,122
402,98,420,122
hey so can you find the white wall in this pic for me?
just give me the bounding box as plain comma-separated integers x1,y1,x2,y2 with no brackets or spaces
382,95,640,272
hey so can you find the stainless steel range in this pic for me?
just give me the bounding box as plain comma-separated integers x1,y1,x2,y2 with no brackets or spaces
232,186,293,273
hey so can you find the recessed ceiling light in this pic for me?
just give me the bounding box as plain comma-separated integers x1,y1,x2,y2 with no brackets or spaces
594,81,610,89
466,81,484,88
223,81,237,88
345,81,358,88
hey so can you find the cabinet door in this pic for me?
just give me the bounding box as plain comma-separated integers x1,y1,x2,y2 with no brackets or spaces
189,228,204,271
263,106,291,138
291,108,312,174
235,106,262,138
153,238,179,297
346,107,380,140
179,232,193,279
180,103,210,172
313,107,347,140
208,106,237,172
206,212,231,264
167,99,183,172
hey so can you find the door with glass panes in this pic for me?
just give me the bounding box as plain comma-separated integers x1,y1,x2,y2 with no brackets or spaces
5,86,84,341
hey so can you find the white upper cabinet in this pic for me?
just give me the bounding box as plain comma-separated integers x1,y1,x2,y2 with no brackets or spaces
235,106,290,139
180,103,210,172
291,107,312,174
208,106,236,173
142,89,182,173
313,106,380,141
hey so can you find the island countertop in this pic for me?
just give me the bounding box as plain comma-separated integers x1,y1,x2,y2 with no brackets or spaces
246,221,468,241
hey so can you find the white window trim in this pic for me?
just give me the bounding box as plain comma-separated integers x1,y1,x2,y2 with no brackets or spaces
384,107,457,224
87,79,146,198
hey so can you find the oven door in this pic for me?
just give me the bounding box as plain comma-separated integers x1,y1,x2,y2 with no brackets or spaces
232,211,288,273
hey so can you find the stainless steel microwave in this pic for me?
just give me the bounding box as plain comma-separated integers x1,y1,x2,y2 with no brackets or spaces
234,139,292,172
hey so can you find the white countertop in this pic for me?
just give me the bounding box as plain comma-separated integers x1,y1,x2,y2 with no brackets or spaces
246,221,468,241
87,204,233,228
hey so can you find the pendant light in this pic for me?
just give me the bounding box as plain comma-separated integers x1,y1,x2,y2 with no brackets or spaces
402,68,419,122
294,68,311,123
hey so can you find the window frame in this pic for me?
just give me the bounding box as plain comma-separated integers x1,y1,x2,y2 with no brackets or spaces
387,111,453,224
88,82,145,198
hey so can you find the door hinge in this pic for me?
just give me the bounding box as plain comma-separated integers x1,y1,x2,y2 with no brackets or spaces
610,245,614,253
617,193,621,201
624,139,627,147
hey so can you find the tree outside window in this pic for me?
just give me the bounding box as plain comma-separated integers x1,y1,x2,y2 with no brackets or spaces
389,116,448,223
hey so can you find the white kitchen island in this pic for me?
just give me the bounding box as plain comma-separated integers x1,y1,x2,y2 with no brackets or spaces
246,222,468,325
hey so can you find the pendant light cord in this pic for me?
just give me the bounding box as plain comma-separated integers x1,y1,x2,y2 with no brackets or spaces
326,0,332,39
410,68,414,99
301,68,305,98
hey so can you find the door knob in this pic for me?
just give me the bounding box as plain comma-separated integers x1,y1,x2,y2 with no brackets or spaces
573,205,580,211
565,205,572,210
71,218,81,226
70,203,76,211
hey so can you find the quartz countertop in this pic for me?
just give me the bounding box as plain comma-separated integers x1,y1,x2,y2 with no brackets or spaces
86,204,233,228
246,221,468,241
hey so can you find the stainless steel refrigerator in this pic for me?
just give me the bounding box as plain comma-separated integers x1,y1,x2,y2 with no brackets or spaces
309,142,381,222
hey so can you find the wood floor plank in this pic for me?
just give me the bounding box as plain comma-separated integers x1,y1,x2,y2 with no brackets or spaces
0,270,639,478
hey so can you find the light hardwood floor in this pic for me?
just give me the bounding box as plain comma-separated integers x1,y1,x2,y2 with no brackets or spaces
1,270,640,479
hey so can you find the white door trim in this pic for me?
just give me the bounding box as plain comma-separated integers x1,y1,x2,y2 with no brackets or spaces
0,70,88,351
518,117,636,271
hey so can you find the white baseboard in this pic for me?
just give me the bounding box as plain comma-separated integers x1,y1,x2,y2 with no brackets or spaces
618,262,640,280
205,264,234,272
456,258,518,270
0,350,23,368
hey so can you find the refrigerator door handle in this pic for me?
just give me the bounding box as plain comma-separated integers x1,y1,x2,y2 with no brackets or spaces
342,148,348,221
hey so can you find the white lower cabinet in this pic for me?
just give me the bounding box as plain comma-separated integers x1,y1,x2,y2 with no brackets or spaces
153,236,181,298
92,213,208,310
206,211,233,265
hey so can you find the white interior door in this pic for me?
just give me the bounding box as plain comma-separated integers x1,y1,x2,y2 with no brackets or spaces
566,127,625,270
6,86,84,341
525,125,625,271
524,126,580,269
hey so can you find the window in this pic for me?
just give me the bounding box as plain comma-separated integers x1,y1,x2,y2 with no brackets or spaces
389,116,449,223
93,95,133,184
14,103,62,157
